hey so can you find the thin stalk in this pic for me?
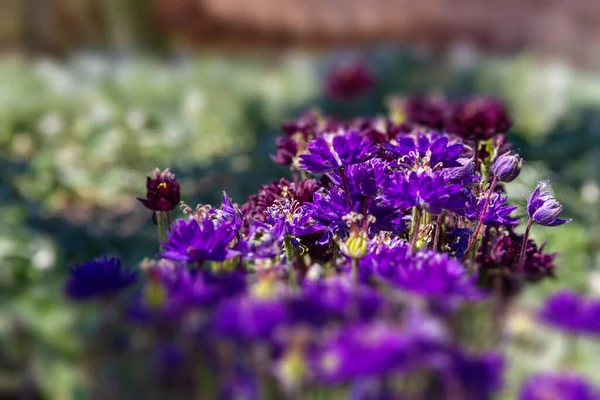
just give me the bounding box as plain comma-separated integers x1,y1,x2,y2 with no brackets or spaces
518,219,533,273
492,270,505,345
433,213,443,251
339,167,354,211
473,139,480,174
331,238,339,272
284,236,298,287
410,209,422,252
351,257,359,284
166,210,172,233
156,211,166,251
463,176,498,262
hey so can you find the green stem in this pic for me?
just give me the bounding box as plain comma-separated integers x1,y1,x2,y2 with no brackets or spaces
518,219,533,274
410,209,422,252
166,210,172,233
463,176,498,263
339,167,354,212
156,211,166,251
351,257,359,284
433,213,443,251
284,236,298,287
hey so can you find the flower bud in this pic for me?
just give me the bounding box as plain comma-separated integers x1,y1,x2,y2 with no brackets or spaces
491,152,522,183
137,168,181,211
527,184,571,227
341,232,369,259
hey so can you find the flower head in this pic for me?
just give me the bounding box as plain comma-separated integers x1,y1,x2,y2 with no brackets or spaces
385,132,463,172
491,152,522,183
467,190,519,226
380,171,467,215
374,250,483,301
447,98,512,140
298,130,377,174
401,95,449,130
137,168,181,211
527,184,571,226
159,218,238,263
519,372,600,400
65,257,138,300
539,290,600,335
325,62,374,101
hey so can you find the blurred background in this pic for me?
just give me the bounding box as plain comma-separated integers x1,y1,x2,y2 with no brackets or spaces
1,0,600,398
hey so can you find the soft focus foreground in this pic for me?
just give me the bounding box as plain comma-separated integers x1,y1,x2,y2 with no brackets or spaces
2,51,600,399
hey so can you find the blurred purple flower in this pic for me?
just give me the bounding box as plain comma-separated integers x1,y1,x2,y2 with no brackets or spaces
65,257,138,300
447,97,512,140
519,372,600,400
325,62,374,101
159,218,239,263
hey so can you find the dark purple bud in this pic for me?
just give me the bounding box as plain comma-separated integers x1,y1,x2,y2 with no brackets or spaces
447,97,512,140
137,168,181,212
325,61,374,101
527,184,571,227
491,152,522,182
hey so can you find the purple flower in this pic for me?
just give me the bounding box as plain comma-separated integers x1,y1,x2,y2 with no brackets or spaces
298,131,377,174
527,184,571,226
519,372,600,400
380,171,467,215
374,250,483,301
384,132,463,171
447,97,512,141
401,95,449,131
271,135,299,166
445,228,471,259
447,351,504,400
236,219,285,259
214,191,243,231
240,178,321,234
326,159,386,197
265,199,325,239
212,296,287,341
539,290,600,335
137,168,181,211
130,266,246,320
491,152,522,183
159,218,239,263
325,62,374,101
310,323,415,383
467,190,519,226
442,157,478,186
65,257,138,300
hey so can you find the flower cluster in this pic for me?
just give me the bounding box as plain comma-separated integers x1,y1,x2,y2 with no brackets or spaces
63,94,592,398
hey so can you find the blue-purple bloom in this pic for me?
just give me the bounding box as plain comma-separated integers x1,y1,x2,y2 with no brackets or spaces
298,131,377,174
385,132,463,171
467,190,519,226
309,323,416,384
539,290,600,335
527,184,571,226
519,372,600,400
65,257,138,300
374,250,483,301
380,171,467,215
447,351,504,400
159,218,239,263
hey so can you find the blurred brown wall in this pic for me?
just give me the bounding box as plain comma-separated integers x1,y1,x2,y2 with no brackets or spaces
3,0,600,68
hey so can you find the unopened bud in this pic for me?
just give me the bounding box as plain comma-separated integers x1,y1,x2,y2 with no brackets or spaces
491,152,522,183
